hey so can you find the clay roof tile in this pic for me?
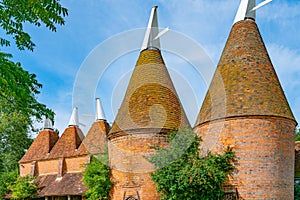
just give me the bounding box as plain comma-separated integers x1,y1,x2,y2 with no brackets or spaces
48,126,88,159
19,129,59,163
195,19,295,127
109,49,190,137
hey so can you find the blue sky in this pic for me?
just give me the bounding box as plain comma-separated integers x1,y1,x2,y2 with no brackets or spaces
6,0,300,134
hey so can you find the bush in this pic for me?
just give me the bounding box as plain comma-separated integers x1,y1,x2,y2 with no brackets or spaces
9,175,37,199
0,170,18,200
83,151,112,200
149,128,235,200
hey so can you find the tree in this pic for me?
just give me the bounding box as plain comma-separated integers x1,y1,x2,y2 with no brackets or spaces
0,52,54,123
83,151,112,200
0,112,33,173
296,127,300,141
295,181,300,200
0,1,68,198
149,129,235,200
0,170,18,199
0,0,68,51
9,175,37,199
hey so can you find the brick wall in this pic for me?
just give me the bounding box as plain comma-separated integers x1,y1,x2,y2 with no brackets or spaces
194,116,296,199
20,155,88,177
65,156,87,173
19,163,31,176
109,133,167,200
38,159,59,175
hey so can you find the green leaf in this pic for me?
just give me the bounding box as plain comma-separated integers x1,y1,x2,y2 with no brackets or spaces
149,128,235,200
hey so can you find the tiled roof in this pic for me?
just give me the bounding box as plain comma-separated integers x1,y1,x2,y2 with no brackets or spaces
48,126,88,159
82,120,109,155
109,49,190,137
36,173,87,196
19,129,59,163
195,19,295,127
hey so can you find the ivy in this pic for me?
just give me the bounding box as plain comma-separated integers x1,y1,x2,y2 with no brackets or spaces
149,128,235,200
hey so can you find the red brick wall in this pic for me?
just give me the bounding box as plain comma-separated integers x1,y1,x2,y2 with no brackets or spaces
194,116,296,199
109,134,167,200
38,159,59,175
19,163,31,176
65,156,88,173
20,156,88,177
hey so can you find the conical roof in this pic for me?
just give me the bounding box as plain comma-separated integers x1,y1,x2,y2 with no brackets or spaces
19,129,59,163
109,49,190,137
48,126,88,159
195,19,295,126
82,120,110,155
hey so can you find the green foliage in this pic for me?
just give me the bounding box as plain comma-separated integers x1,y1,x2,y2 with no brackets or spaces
149,129,235,200
296,127,300,141
0,169,18,200
9,175,37,199
83,151,112,200
0,112,33,173
0,0,68,51
295,181,300,200
0,1,67,197
0,52,53,174
0,52,54,123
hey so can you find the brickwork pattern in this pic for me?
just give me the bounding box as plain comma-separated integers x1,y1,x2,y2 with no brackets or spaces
37,159,59,175
196,20,295,126
195,117,296,199
109,134,166,200
19,163,31,176
194,19,296,199
109,49,190,199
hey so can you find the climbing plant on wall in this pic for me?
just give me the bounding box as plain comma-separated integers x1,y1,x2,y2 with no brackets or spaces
149,128,235,200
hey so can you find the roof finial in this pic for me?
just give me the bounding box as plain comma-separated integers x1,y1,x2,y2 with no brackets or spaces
141,6,169,51
95,98,106,121
43,118,53,130
234,0,272,24
68,107,79,126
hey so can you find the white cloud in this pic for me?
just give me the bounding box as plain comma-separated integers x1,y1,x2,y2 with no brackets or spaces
268,43,300,123
9,0,299,134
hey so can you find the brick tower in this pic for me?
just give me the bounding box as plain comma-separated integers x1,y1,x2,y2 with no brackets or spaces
108,6,190,200
194,0,297,199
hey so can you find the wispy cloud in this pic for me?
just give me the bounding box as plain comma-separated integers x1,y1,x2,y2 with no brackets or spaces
7,0,299,133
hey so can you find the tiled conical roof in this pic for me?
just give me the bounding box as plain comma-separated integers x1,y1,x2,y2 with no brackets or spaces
48,126,88,159
82,120,110,155
19,129,59,163
195,19,295,126
109,49,190,137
